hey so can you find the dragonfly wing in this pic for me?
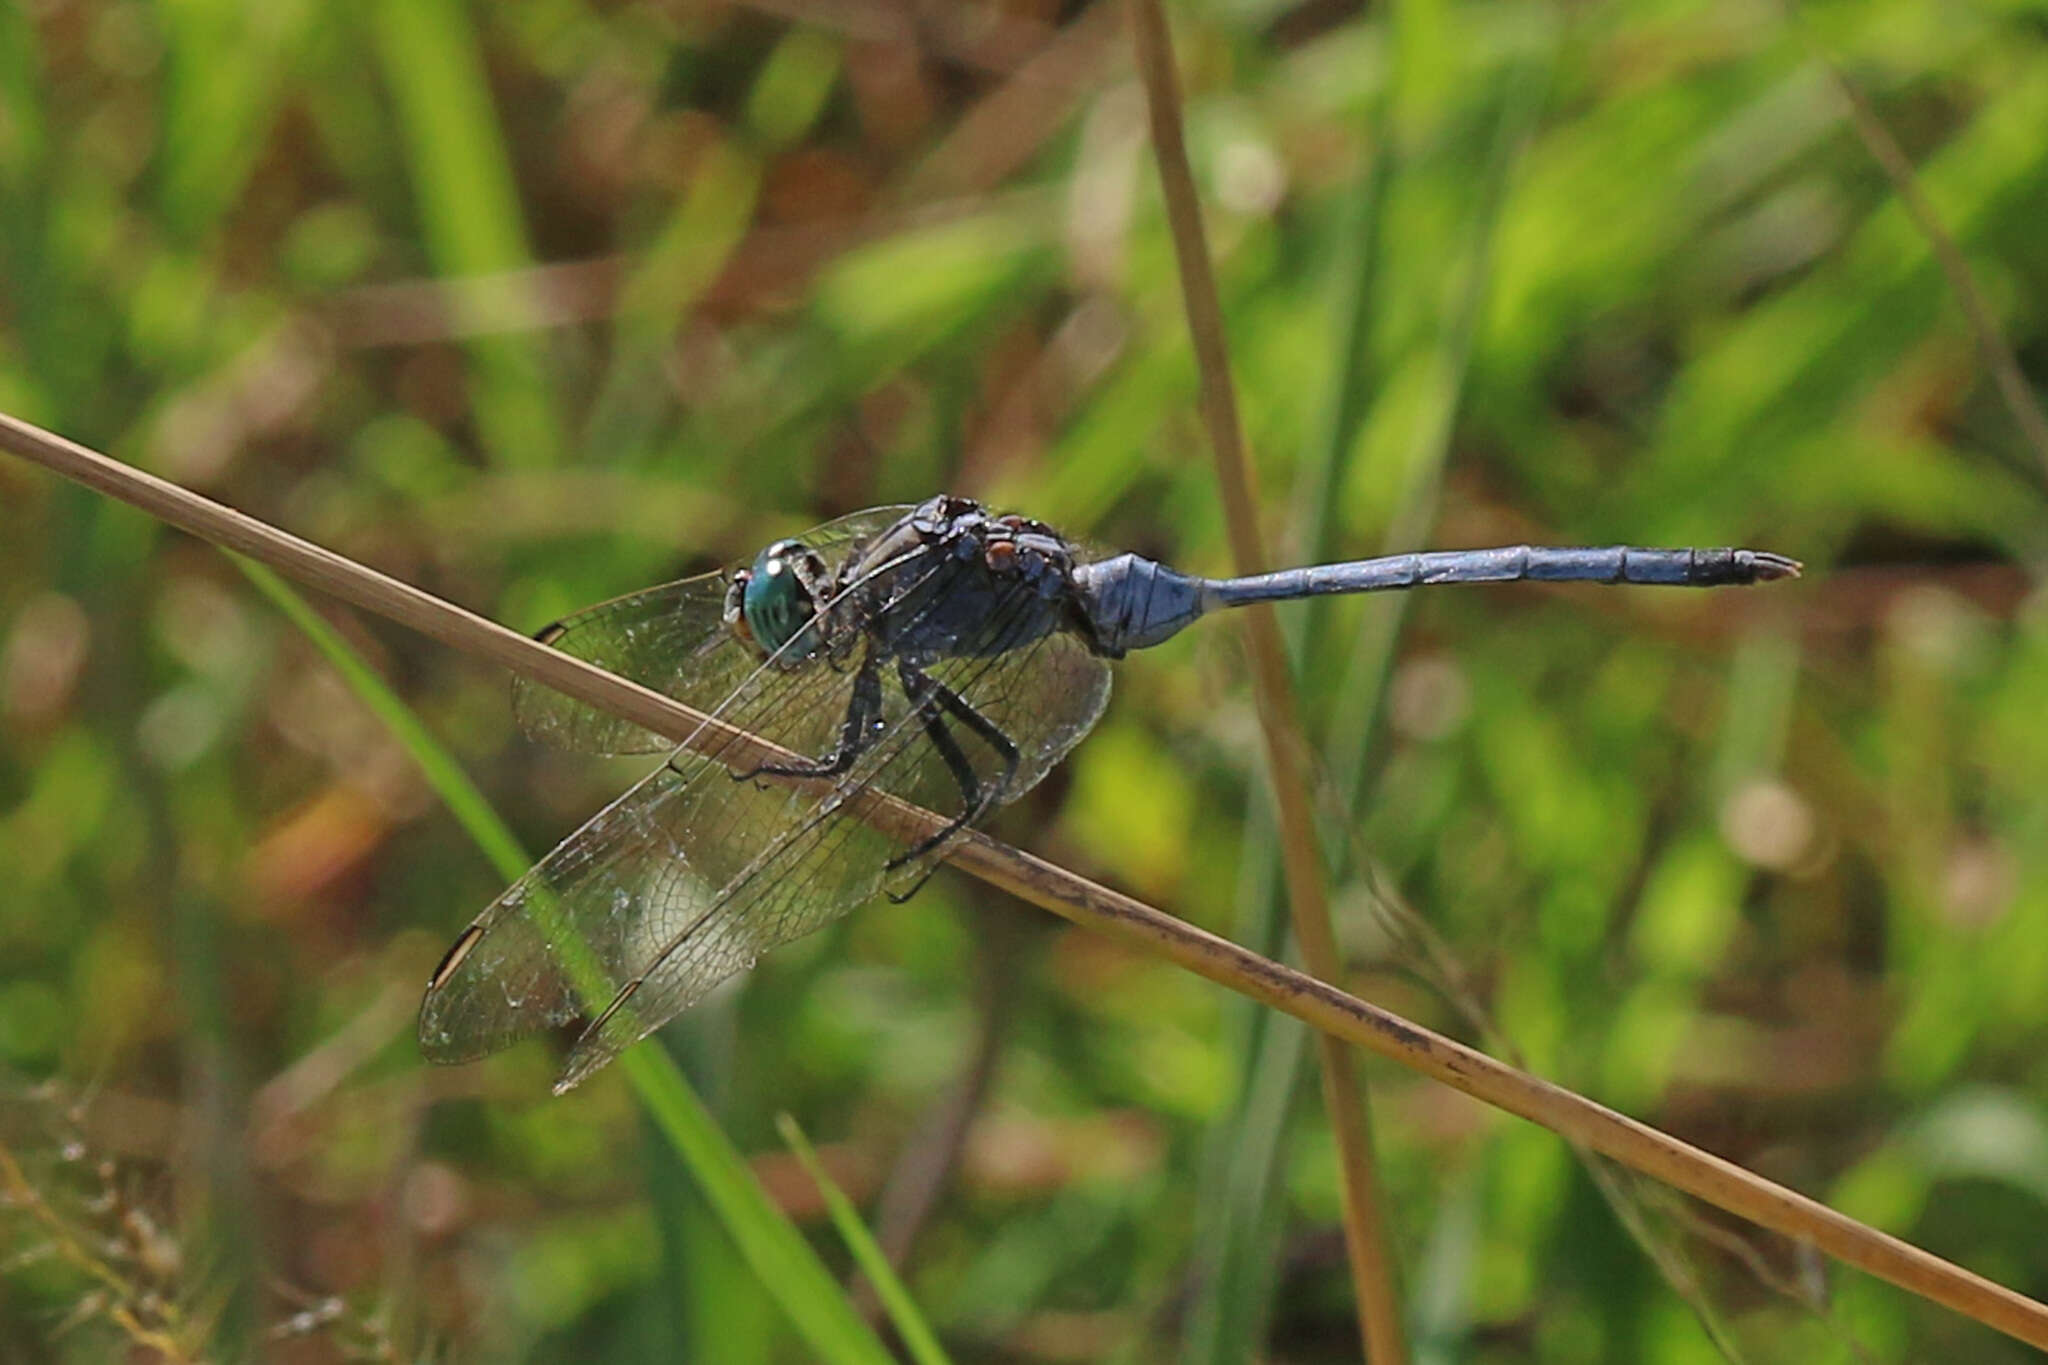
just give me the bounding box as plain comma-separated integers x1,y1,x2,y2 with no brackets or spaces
513,574,748,755
552,738,917,1089
797,503,917,552
423,645,879,1075
417,761,684,1064
513,507,918,755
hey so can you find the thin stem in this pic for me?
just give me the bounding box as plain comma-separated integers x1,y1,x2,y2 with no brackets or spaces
1787,5,2048,476
5,412,2048,1351
1125,1,1409,1359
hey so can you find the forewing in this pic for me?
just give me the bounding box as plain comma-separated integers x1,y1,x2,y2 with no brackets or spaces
513,574,746,755
417,741,908,1082
512,506,916,756
798,503,916,552
553,731,924,1091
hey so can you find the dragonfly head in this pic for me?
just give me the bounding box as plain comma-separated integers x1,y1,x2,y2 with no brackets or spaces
726,538,830,660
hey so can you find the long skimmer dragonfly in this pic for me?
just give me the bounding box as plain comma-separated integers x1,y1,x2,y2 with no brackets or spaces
420,495,1798,1091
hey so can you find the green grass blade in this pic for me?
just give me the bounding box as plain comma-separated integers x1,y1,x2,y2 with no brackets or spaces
776,1113,954,1365
156,0,316,240
1181,983,1310,1364
231,556,896,1365
616,1060,895,1365
365,0,566,469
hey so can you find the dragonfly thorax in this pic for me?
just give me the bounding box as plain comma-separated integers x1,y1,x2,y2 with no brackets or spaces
843,497,1086,663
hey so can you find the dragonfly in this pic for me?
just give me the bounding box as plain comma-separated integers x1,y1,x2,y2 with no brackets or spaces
419,494,1798,1091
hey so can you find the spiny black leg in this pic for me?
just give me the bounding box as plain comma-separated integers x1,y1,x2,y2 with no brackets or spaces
884,661,1021,899
726,647,883,783
925,669,1020,795
884,664,982,900
900,665,983,826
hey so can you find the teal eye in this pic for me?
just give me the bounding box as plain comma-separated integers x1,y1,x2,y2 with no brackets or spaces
742,539,816,654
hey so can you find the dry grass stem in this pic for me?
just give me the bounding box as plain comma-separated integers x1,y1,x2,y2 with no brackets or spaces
1125,0,1408,1357
0,1139,195,1362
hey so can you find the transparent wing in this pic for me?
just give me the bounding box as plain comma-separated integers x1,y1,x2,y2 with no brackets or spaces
421,627,882,1078
512,574,745,755
421,553,1111,1091
512,505,917,755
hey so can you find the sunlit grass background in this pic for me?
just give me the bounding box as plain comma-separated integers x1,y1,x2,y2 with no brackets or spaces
3,0,2047,1360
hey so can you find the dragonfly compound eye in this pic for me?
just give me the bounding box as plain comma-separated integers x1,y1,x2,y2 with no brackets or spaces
743,538,819,656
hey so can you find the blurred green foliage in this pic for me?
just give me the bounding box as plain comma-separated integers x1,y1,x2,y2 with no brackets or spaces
3,0,2047,1361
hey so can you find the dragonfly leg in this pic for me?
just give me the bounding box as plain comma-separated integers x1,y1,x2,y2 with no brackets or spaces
886,667,981,887
923,669,1022,792
885,660,1021,900
727,646,885,783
